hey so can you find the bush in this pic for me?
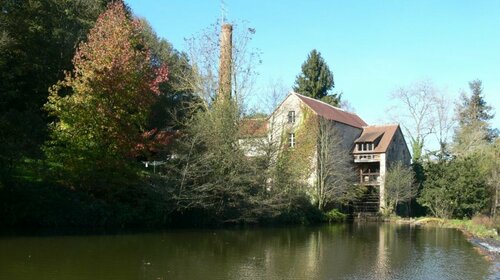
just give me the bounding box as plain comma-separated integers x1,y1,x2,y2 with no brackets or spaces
325,209,346,223
471,214,494,228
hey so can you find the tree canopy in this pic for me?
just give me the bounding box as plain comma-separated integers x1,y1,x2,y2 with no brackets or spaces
293,49,340,106
0,0,111,181
44,1,168,188
453,79,497,157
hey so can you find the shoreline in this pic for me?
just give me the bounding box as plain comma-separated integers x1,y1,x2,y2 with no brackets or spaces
392,217,500,268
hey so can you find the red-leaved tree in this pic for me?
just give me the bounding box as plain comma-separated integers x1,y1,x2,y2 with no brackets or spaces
44,1,168,188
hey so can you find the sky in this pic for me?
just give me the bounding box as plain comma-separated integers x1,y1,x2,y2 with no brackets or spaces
126,0,500,131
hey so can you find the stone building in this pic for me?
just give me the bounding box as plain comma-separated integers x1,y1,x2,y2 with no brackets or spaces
244,92,411,213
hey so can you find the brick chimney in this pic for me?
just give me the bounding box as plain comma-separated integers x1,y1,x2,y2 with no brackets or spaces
218,23,232,101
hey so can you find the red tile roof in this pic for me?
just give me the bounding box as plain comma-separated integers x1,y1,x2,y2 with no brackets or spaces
239,118,268,138
353,124,399,153
295,93,368,128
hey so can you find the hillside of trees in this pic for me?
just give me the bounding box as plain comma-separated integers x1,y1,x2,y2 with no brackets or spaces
0,1,497,229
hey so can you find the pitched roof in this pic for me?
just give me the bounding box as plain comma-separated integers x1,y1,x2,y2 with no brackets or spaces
239,118,268,138
355,131,384,143
295,93,368,128
353,124,400,153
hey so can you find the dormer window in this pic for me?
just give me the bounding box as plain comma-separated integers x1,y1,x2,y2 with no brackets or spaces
288,111,295,123
358,142,374,151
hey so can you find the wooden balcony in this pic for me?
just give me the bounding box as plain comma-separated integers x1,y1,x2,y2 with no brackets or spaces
359,172,381,185
354,153,380,163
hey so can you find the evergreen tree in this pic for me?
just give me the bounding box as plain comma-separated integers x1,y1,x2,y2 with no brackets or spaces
293,49,340,106
453,79,497,157
418,157,489,219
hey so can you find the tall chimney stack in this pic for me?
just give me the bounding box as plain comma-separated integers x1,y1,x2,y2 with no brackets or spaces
218,23,232,101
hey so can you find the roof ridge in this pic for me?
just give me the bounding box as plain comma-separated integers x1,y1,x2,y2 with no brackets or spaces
363,123,399,128
293,92,358,115
242,117,267,120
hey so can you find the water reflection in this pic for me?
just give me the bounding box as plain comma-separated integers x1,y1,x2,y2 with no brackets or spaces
0,223,494,280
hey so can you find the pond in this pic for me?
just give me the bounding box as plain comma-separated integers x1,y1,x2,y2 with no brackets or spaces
0,223,495,280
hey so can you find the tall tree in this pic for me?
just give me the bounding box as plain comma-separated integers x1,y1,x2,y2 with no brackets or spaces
136,18,196,131
315,118,357,210
0,0,111,181
428,91,456,159
293,49,340,106
44,2,168,189
453,79,497,157
389,81,436,162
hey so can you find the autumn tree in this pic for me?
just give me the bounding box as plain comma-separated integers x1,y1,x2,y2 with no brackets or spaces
294,49,340,106
136,19,196,131
44,2,168,189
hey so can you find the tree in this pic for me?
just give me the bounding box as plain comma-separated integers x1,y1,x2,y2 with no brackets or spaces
475,139,500,216
389,81,436,162
44,2,168,189
315,118,357,210
136,18,196,130
0,0,111,181
383,161,417,216
184,21,260,109
452,79,497,157
293,49,340,106
431,91,455,159
418,157,489,219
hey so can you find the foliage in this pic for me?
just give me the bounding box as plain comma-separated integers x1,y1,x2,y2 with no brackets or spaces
475,139,500,216
325,209,347,223
136,19,197,133
453,79,497,157
383,161,417,216
170,99,316,224
0,0,111,182
416,217,498,240
418,157,489,219
293,49,340,106
44,2,168,189
0,179,174,228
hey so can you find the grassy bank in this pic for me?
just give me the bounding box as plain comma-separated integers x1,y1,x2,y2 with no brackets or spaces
407,216,499,240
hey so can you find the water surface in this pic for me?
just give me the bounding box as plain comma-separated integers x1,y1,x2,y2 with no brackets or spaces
0,223,494,279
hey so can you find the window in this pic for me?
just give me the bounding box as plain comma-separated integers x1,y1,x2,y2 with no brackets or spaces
288,111,295,123
289,133,295,148
358,142,374,151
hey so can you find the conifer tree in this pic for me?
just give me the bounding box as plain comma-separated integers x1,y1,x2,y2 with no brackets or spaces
293,49,340,106
453,79,497,157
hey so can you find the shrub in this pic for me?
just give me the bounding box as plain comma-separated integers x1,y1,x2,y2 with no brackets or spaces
325,209,346,223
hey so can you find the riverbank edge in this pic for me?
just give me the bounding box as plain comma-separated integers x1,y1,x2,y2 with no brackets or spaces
390,217,499,263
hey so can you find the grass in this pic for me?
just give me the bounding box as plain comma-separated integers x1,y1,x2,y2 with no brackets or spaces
413,216,499,240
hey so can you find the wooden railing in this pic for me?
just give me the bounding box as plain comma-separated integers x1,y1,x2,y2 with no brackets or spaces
359,172,381,185
354,154,380,162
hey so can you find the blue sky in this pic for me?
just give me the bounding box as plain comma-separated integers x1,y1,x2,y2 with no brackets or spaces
126,0,499,130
